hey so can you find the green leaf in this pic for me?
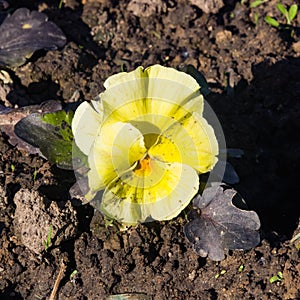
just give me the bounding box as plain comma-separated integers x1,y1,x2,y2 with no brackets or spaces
277,3,288,17
14,110,80,169
43,225,52,251
253,12,259,25
69,270,78,280
42,110,74,142
288,4,298,22
264,16,280,27
250,0,266,8
270,275,279,283
270,272,283,283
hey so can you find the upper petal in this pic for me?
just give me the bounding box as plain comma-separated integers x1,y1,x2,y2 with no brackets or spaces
99,65,204,125
145,65,203,113
72,101,102,155
101,66,148,122
103,66,147,89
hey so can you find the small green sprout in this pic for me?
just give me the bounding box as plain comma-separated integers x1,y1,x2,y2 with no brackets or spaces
265,16,280,27
43,225,53,251
58,0,65,9
33,166,38,182
215,269,227,279
70,269,78,278
250,0,268,9
10,164,15,172
238,264,244,272
277,3,298,25
120,62,127,72
270,271,283,283
152,31,161,39
70,270,78,281
253,12,259,25
265,3,298,28
249,0,269,26
104,217,115,228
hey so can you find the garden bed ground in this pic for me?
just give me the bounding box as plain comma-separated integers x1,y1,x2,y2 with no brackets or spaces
0,0,300,299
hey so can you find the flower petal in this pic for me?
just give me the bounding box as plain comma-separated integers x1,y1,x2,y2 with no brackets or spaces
91,99,104,116
149,112,218,173
72,101,102,155
101,66,148,122
103,66,146,89
145,65,202,112
99,65,203,125
94,160,199,224
87,122,147,193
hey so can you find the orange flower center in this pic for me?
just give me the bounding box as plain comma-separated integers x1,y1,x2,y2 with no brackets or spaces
134,155,152,176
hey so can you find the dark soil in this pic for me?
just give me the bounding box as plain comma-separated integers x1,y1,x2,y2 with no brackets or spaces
0,0,300,299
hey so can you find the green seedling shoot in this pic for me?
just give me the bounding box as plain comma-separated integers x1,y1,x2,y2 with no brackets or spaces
70,270,78,282
33,166,38,182
265,3,298,28
277,3,298,25
70,269,78,278
250,0,268,9
270,271,283,283
253,12,259,25
43,225,53,251
58,0,65,9
249,0,267,25
215,269,226,279
238,264,244,272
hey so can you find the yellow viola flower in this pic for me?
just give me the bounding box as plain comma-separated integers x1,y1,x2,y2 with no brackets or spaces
72,65,218,224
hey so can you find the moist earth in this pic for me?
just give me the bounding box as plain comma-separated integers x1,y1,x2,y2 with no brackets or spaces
0,0,300,299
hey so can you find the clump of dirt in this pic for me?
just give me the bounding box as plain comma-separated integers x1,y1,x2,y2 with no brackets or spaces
0,0,299,299
13,189,78,255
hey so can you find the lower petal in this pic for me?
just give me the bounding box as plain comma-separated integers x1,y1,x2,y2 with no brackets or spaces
95,160,199,224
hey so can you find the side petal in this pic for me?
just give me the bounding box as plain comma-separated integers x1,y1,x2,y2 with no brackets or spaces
72,101,102,155
149,112,219,174
88,122,146,193
97,160,199,224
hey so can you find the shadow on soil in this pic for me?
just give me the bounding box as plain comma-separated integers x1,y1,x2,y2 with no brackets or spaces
208,57,300,237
